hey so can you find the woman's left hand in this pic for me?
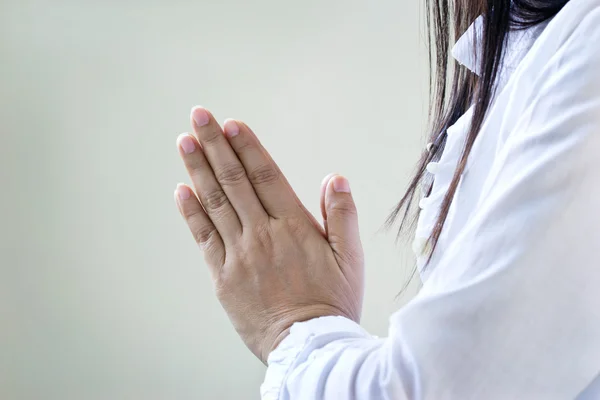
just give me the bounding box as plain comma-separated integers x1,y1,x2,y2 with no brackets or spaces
174,106,365,364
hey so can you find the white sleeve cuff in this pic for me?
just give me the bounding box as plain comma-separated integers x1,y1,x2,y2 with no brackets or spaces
260,316,372,400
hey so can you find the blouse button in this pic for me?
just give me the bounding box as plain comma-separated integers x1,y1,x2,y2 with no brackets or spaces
426,162,440,174
426,142,434,152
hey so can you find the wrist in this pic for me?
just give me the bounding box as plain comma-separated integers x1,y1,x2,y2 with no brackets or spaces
262,326,291,365
260,304,353,364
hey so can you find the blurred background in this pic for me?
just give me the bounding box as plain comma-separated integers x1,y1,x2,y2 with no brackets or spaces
0,0,427,399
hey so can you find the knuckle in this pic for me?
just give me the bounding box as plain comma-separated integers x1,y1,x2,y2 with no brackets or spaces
327,231,351,249
248,165,279,186
200,127,225,146
181,204,202,220
215,163,247,186
194,224,217,246
233,138,253,153
214,265,243,297
203,189,230,212
283,216,307,237
327,235,363,264
213,270,231,298
187,153,209,173
329,200,358,216
252,222,274,249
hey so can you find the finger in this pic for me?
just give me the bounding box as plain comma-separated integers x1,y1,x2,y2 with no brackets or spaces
174,183,225,276
177,132,241,242
324,176,364,273
320,173,337,222
237,121,325,236
190,106,267,225
222,119,304,219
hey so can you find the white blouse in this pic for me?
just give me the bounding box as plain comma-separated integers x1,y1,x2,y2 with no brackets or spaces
262,0,600,398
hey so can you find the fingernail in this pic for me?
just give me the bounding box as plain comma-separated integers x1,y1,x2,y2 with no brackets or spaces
178,133,195,154
332,176,350,193
191,106,210,127
177,184,191,200
223,119,239,138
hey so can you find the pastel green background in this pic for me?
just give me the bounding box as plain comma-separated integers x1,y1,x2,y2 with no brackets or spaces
1,1,426,398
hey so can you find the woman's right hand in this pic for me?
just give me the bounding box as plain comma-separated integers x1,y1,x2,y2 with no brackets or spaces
175,107,365,363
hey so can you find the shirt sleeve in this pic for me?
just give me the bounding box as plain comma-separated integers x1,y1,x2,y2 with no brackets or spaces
261,8,600,400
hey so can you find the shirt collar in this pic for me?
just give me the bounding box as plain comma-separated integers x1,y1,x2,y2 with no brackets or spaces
451,16,485,76
451,15,549,79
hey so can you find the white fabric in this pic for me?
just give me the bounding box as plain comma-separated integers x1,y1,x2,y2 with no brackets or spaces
261,1,600,398
415,14,552,282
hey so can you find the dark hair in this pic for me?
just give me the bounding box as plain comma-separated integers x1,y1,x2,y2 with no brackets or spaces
387,0,570,273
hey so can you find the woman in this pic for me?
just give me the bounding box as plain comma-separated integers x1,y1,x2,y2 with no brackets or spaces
174,0,600,398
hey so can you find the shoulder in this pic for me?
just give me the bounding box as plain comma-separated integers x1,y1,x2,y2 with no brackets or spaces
520,0,600,93
547,0,600,49
493,1,600,162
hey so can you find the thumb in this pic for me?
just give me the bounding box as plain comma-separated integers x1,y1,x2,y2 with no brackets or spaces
320,173,337,234
325,175,364,271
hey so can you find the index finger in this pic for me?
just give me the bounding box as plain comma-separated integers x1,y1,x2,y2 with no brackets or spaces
236,121,326,236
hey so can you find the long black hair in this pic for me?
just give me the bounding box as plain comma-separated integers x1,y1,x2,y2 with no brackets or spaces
387,0,571,272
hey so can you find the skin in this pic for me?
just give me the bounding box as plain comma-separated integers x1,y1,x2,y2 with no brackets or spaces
174,106,365,364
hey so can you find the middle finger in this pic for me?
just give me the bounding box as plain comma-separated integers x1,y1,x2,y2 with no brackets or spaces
190,106,267,225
